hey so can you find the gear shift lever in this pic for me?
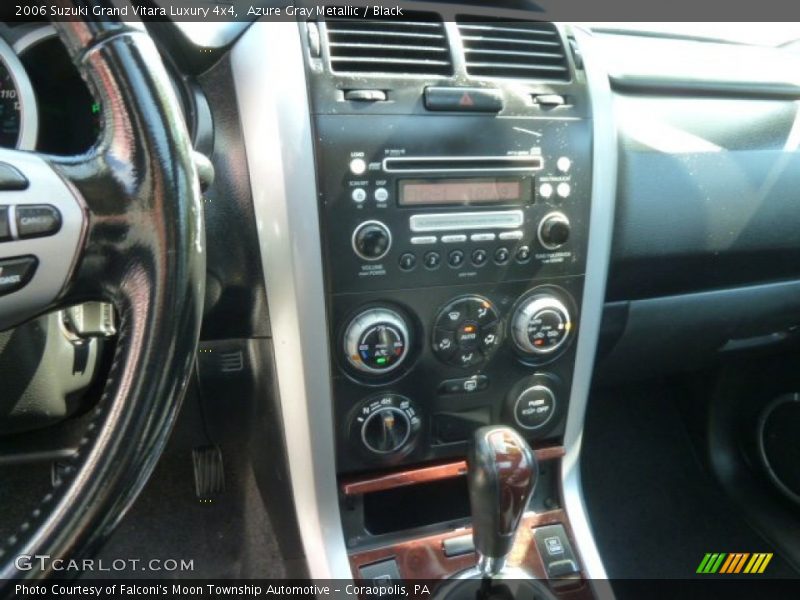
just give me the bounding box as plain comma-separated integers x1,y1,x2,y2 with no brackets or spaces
467,426,538,578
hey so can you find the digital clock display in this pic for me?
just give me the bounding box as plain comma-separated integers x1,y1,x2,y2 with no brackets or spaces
398,178,523,207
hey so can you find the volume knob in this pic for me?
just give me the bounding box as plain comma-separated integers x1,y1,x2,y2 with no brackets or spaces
352,220,392,261
538,212,571,250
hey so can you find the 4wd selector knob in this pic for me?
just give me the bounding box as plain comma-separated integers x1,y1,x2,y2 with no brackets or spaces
537,212,571,250
352,220,392,261
352,394,421,458
344,308,410,375
511,294,572,357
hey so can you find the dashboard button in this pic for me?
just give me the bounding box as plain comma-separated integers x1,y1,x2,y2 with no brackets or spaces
456,321,480,350
0,255,38,297
349,158,367,175
498,230,523,241
556,156,572,173
351,188,367,203
442,234,467,243
471,249,487,266
411,236,437,245
514,385,556,430
424,87,503,113
494,247,510,264
374,187,389,202
0,206,10,241
423,251,441,269
516,245,531,262
438,375,489,395
399,252,416,271
479,322,501,353
16,205,62,239
470,233,496,242
539,183,554,199
0,163,29,191
448,249,465,268
433,328,457,359
556,182,571,198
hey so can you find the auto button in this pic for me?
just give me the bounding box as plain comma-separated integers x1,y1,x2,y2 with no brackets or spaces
0,256,38,297
16,205,62,239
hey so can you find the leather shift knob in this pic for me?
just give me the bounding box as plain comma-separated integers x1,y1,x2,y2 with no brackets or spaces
468,426,538,576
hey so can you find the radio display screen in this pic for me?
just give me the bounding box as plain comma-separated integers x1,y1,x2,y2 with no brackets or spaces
398,178,522,207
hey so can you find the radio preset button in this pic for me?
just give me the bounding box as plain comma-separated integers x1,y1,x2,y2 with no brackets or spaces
557,183,571,198
499,230,524,241
351,188,367,203
411,236,437,245
471,249,488,266
374,187,389,202
442,234,467,243
448,250,465,268
399,253,416,271
539,183,554,199
494,247,510,264
424,251,441,269
349,158,367,175
516,245,532,262
557,157,572,173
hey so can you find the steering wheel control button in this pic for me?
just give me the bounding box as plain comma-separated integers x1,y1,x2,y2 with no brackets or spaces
512,293,573,357
0,206,10,241
538,212,571,250
399,253,416,271
471,248,487,266
514,385,556,430
0,255,38,297
374,187,389,203
0,163,29,191
343,307,411,375
16,205,62,239
439,375,489,395
424,251,441,269
448,249,465,268
351,188,367,203
349,157,367,175
433,296,501,367
352,220,391,261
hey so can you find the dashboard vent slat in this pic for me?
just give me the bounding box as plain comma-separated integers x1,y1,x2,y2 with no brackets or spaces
457,17,570,82
325,13,452,76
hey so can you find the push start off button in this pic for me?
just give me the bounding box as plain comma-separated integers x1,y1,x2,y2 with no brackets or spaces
0,255,38,297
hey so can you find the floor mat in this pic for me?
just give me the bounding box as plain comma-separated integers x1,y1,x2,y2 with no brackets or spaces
582,381,797,581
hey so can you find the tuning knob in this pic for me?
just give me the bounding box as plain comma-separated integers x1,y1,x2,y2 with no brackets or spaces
511,293,572,357
352,220,392,261
344,307,410,375
352,394,421,458
537,212,571,250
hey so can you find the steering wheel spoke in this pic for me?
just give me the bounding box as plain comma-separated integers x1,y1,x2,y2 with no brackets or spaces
0,148,87,330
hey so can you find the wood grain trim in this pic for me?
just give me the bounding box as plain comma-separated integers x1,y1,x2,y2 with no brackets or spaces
341,446,565,496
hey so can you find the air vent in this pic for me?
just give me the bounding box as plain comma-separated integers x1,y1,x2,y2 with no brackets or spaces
325,13,452,76
457,17,569,81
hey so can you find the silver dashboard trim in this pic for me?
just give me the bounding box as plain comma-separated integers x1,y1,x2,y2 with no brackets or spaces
231,22,351,579
561,26,617,596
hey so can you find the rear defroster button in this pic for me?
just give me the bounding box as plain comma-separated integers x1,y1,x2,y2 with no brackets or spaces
16,205,62,239
0,256,38,297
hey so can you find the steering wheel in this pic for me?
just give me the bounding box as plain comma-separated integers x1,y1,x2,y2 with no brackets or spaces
0,2,204,582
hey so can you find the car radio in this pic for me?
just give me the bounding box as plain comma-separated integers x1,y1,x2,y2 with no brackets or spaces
312,113,592,473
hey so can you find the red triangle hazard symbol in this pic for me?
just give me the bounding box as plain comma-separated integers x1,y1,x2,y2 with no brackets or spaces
459,92,474,107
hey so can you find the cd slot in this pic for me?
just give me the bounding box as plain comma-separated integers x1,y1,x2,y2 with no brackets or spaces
410,210,524,232
383,156,543,173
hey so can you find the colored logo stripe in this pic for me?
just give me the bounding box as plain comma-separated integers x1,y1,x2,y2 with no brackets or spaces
697,553,773,574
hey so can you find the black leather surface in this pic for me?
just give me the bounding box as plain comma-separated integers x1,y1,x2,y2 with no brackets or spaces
0,3,204,583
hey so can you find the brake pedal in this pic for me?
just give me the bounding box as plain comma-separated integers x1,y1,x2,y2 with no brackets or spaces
192,445,225,500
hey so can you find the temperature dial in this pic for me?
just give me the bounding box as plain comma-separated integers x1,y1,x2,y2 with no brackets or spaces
344,308,410,375
352,394,421,457
511,294,572,357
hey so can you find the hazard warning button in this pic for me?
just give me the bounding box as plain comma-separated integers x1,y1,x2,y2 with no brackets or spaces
424,87,503,112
